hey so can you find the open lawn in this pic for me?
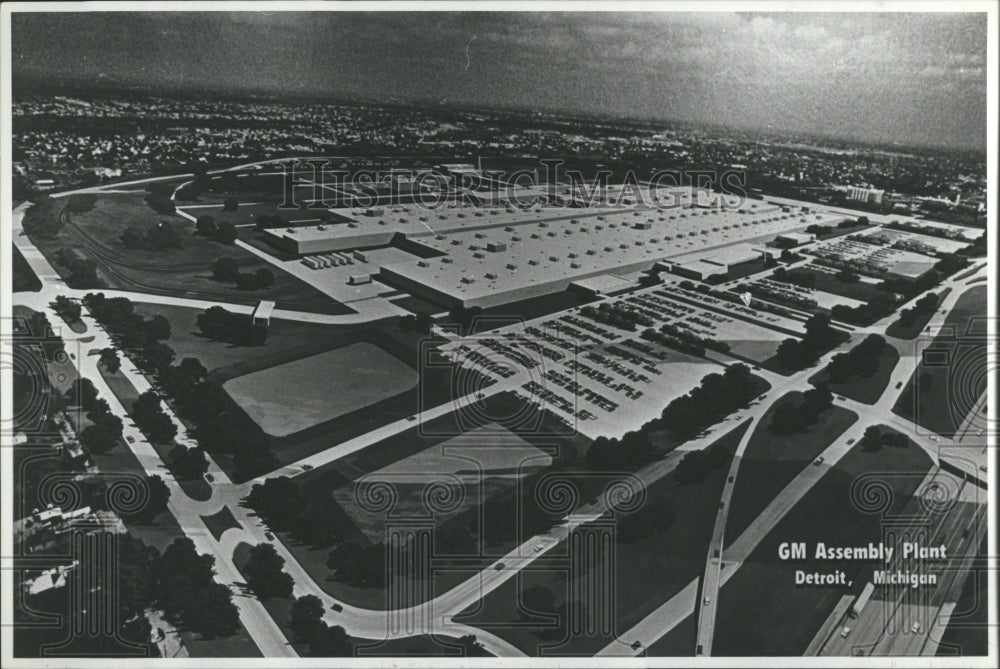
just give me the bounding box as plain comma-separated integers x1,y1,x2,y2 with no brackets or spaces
334,423,552,544
30,192,351,314
646,614,696,656
725,393,858,545
808,344,900,405
712,428,933,656
783,266,891,303
12,244,42,292
223,342,418,437
453,422,749,656
893,286,987,437
132,302,340,374
276,392,591,610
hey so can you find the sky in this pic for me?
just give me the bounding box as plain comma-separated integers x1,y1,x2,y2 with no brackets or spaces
10,10,989,150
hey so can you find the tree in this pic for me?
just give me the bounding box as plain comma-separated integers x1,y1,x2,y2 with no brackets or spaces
215,222,238,244
247,477,305,530
146,221,182,249
170,444,209,479
212,257,240,283
289,595,326,641
145,314,172,341
67,378,100,410
177,357,208,382
196,215,218,237
99,347,121,373
861,426,883,451
310,624,354,657
183,582,240,639
54,295,81,321
133,475,170,522
78,423,119,455
120,225,145,248
242,543,294,599
152,537,217,616
141,340,176,372
132,391,177,442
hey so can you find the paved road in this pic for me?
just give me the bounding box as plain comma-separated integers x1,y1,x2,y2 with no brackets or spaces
610,262,988,656
12,186,988,658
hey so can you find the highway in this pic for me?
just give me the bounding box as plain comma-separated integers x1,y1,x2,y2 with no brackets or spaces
11,179,989,658
609,260,988,656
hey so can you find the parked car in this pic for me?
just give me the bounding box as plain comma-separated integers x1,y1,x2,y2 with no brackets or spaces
332,603,343,613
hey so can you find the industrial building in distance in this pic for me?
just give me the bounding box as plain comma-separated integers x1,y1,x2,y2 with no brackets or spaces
262,188,845,309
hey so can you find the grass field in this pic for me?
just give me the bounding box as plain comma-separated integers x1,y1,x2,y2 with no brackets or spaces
223,342,418,437
808,344,900,405
783,266,891,303
724,393,859,545
29,192,351,314
893,286,987,437
712,428,933,656
277,392,590,610
12,245,42,292
646,614,696,656
333,423,552,544
453,422,749,656
132,302,339,374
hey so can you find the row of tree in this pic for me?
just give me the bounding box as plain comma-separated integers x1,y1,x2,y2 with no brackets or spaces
893,292,940,331
196,215,239,244
131,390,178,443
769,385,834,434
211,257,276,291
65,377,124,455
288,595,358,656
587,363,760,471
823,334,888,384
861,425,910,452
775,313,841,370
197,305,269,345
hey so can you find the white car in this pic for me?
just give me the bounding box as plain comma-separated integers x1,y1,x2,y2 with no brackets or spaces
841,626,851,638
911,622,921,634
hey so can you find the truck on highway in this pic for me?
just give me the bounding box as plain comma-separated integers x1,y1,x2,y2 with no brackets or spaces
850,582,875,618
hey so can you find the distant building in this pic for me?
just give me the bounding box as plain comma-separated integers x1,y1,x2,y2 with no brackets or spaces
22,562,78,596
847,186,885,204
14,505,126,554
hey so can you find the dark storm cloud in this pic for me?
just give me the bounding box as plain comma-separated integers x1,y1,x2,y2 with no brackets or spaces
11,10,987,149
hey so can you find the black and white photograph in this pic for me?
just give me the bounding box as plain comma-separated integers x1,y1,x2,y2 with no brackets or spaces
0,1,995,664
